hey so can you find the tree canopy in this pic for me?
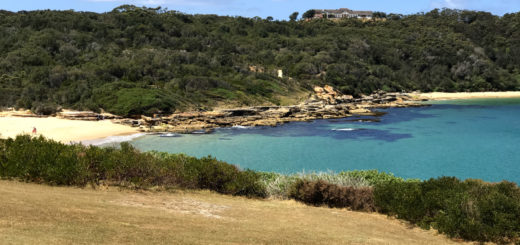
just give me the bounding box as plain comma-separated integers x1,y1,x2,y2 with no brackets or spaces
0,6,519,116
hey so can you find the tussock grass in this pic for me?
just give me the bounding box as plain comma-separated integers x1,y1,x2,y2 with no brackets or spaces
260,171,370,199
260,170,414,199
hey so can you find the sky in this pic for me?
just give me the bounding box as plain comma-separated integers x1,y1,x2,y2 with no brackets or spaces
2,0,520,20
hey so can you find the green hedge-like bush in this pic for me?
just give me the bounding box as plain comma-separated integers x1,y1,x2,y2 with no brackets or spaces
289,179,375,211
0,135,266,198
374,177,520,243
338,169,419,186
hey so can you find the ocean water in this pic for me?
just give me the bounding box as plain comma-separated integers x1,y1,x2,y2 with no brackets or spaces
127,98,520,183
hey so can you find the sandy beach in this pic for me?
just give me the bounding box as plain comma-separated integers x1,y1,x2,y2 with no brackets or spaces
415,91,520,100
0,116,138,143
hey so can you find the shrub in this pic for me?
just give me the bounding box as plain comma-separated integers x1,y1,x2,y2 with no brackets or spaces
0,135,266,198
374,177,520,243
289,179,375,211
31,102,59,115
225,170,267,198
339,170,419,186
184,155,266,197
260,171,371,199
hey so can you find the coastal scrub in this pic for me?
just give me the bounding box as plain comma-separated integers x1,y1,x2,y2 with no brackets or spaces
0,135,266,197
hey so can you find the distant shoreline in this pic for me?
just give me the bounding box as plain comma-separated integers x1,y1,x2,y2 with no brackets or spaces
2,91,520,144
414,91,520,101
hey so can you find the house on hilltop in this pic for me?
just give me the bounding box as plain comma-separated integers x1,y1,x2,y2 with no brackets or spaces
313,8,373,20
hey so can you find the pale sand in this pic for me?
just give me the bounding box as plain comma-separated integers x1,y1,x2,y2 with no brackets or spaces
414,91,520,100
0,117,138,143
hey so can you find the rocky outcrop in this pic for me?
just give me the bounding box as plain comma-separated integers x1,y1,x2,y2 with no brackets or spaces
57,110,122,121
134,86,423,133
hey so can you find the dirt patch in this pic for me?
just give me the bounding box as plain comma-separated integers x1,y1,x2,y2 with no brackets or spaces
113,194,231,219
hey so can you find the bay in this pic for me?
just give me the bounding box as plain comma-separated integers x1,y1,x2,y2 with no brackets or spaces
127,98,520,183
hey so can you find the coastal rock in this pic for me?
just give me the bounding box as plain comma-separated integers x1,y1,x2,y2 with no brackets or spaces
314,86,325,93
57,111,100,120
313,85,354,105
349,108,372,114
222,108,259,117
260,107,291,118
145,86,423,134
337,95,354,103
323,85,337,95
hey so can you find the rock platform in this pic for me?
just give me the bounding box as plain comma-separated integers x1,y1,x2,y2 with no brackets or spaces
130,86,425,133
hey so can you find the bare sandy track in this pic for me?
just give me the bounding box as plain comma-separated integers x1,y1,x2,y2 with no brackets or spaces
0,180,471,245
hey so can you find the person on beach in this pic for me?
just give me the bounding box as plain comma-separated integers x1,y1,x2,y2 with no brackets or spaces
32,127,37,134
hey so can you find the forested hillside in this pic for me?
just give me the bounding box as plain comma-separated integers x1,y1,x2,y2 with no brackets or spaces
1,5,519,116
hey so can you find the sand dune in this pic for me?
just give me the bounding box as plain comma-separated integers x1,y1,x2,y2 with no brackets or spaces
0,116,138,143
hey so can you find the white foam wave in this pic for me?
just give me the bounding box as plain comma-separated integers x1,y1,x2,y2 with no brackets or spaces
81,133,147,146
232,125,252,129
332,128,357,131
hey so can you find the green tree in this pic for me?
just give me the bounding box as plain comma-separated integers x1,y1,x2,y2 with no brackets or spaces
302,10,316,19
289,12,299,21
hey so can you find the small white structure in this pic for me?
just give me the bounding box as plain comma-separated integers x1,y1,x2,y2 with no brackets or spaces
277,69,283,78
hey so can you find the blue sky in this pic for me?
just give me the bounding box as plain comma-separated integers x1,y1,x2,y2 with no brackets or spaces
2,0,520,20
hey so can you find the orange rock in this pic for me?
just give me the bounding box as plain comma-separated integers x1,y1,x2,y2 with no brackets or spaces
314,86,325,93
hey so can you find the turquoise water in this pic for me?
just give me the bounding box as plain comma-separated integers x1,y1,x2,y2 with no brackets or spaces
128,98,520,183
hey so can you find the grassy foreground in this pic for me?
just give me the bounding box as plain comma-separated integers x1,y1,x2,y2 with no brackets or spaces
0,180,466,245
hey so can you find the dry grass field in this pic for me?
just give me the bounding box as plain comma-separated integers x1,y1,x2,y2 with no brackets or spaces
0,180,470,245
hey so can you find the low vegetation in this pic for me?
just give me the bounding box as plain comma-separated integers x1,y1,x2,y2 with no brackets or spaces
0,135,266,197
259,170,413,199
374,177,520,243
289,179,376,211
1,135,519,243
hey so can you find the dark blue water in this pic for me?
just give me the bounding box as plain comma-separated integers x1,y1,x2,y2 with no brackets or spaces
129,98,520,183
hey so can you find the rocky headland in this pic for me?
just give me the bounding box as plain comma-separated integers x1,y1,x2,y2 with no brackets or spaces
129,85,425,133
1,85,425,135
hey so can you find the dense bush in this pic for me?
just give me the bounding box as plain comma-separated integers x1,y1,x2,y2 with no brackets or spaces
30,102,60,115
289,179,375,211
0,135,266,198
374,177,520,243
1,7,520,116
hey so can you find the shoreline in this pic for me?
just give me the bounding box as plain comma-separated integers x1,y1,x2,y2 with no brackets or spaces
2,91,519,144
414,91,520,101
79,132,147,146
